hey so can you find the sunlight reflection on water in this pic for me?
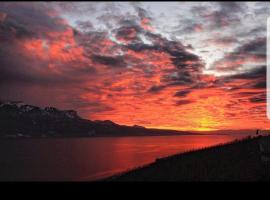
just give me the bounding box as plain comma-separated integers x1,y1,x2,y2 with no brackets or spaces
0,134,253,181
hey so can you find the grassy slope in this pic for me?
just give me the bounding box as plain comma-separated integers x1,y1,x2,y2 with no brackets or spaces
107,136,269,181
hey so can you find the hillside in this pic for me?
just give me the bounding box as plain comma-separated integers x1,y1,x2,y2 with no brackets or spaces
106,136,270,181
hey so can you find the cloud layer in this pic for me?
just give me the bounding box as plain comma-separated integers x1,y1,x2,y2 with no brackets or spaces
0,2,269,131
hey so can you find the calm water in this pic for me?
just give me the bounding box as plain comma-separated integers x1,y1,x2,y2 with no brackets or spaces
0,134,252,181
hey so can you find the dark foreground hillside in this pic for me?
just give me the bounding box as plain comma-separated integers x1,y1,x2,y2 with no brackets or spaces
106,136,270,181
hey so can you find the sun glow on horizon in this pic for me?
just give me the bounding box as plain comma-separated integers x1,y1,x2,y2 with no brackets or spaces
1,2,270,131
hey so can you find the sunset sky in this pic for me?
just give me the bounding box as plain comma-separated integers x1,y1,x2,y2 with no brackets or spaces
0,2,269,131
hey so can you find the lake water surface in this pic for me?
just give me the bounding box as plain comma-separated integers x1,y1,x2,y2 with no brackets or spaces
0,134,253,181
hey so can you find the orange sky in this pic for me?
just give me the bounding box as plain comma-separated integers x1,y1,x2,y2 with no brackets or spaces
0,2,269,131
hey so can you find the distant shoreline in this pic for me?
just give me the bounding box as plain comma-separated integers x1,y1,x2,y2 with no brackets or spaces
0,132,239,140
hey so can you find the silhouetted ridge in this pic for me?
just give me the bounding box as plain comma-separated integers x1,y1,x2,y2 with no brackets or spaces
0,101,190,138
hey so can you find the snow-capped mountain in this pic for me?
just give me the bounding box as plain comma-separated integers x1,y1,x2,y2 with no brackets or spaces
0,101,79,119
0,101,188,138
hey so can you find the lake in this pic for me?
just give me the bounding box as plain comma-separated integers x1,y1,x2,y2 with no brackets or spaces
0,134,254,181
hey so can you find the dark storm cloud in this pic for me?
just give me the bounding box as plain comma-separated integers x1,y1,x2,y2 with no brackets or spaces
127,32,203,70
236,91,262,97
92,54,126,68
118,18,139,28
249,94,266,103
109,7,153,44
134,6,153,28
0,2,96,87
200,36,266,98
0,39,55,85
127,42,157,52
206,37,239,47
123,28,204,95
0,18,34,40
147,85,167,93
135,6,151,20
212,37,266,71
214,65,266,93
175,100,194,106
226,78,266,91
162,71,195,86
0,38,95,86
147,75,196,94
174,90,191,97
113,23,142,44
0,2,68,39
232,90,266,104
153,34,203,71
147,71,198,94
141,48,202,95
252,81,266,89
229,65,265,80
203,2,247,28
237,37,266,56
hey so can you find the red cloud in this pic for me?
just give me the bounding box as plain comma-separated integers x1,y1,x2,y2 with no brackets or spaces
1,3,270,131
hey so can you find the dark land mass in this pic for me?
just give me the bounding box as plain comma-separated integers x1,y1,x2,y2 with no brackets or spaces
106,135,270,181
0,101,191,138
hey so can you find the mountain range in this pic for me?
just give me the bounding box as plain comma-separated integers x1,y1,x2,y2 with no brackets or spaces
0,101,190,138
